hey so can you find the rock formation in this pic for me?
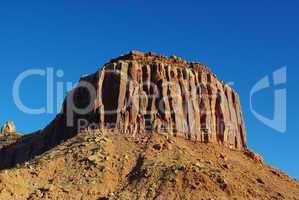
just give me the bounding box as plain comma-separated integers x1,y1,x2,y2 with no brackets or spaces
62,50,247,150
0,51,247,169
1,51,298,200
1,121,16,134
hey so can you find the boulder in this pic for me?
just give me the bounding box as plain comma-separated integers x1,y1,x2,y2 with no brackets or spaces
244,149,263,163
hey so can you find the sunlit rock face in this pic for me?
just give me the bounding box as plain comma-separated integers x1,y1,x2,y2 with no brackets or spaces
1,121,16,134
62,51,247,150
0,51,248,170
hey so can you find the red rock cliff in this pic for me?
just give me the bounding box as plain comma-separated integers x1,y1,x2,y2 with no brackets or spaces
63,51,247,150
0,51,247,169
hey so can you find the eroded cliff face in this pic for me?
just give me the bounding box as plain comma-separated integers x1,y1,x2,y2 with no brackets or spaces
0,51,247,169
64,51,247,150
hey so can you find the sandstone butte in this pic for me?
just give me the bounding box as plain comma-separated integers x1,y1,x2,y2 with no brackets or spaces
0,51,298,200
66,50,247,150
0,51,250,168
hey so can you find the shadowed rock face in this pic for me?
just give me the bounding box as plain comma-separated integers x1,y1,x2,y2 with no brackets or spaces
63,51,247,150
0,51,247,169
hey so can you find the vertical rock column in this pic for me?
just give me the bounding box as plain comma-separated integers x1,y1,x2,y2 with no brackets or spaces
115,61,129,130
97,70,106,129
189,70,201,141
198,72,212,143
207,74,218,143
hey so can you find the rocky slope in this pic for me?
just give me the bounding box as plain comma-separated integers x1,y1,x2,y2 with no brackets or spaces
0,130,298,200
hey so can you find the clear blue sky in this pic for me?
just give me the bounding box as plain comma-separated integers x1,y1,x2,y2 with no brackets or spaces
0,1,298,178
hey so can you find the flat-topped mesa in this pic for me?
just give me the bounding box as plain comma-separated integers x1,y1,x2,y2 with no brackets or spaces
59,51,247,150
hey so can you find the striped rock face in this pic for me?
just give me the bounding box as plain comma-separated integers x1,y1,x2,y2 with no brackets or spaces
61,51,247,150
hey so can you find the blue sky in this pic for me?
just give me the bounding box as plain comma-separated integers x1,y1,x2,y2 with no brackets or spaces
0,1,298,178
